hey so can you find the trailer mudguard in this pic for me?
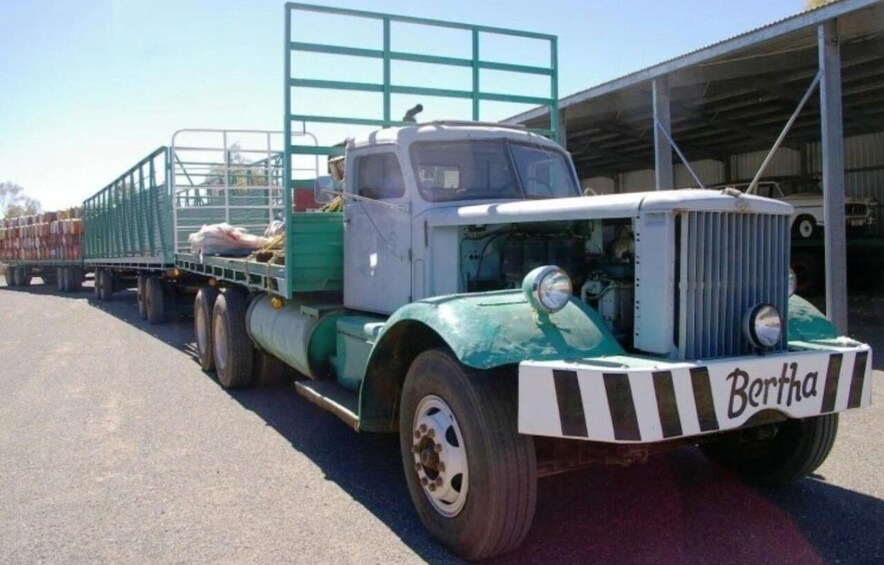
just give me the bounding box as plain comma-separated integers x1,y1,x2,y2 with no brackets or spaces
357,290,624,431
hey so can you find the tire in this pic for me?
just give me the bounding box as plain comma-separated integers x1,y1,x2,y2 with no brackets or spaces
6,267,17,287
99,270,114,301
17,267,31,287
194,286,219,371
791,252,823,296
144,276,165,324
64,267,82,292
136,275,148,319
58,267,68,292
212,289,254,389
701,414,839,486
793,215,817,239
42,270,57,287
93,269,102,298
399,349,537,560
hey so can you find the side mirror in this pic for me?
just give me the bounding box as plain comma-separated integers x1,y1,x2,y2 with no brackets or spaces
313,176,335,204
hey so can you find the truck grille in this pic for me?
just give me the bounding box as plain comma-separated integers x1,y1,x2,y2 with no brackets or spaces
677,211,790,359
845,203,867,217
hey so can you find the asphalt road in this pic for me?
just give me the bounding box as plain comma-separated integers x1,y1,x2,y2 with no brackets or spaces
1,278,882,564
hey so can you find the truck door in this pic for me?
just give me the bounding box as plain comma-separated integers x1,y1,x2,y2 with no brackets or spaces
344,150,412,314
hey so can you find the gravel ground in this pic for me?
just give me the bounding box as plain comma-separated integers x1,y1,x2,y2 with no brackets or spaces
1,278,882,564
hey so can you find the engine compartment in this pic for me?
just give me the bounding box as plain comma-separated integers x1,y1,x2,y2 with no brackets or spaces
459,219,636,344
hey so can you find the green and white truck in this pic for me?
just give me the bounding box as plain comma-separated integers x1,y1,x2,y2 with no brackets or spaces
3,4,873,560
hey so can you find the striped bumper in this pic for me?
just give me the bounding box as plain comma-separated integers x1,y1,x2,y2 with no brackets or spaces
518,344,872,443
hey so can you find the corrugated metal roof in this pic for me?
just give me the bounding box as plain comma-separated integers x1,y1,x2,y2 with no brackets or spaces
506,0,883,124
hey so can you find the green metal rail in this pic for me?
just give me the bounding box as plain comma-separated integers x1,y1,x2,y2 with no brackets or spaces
283,2,559,298
83,147,173,266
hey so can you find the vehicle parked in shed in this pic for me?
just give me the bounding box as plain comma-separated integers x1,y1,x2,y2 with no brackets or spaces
718,180,877,238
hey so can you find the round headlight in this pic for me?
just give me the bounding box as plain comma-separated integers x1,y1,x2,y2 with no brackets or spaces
743,303,783,349
788,268,797,296
522,266,572,314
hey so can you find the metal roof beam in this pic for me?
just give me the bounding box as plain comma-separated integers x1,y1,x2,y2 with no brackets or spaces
759,75,884,131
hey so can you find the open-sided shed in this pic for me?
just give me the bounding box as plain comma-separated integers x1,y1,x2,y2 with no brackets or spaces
507,0,884,331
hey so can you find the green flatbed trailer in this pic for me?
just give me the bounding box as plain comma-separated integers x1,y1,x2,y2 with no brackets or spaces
2,259,86,292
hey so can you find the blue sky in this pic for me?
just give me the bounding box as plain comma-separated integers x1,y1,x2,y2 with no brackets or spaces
0,0,807,210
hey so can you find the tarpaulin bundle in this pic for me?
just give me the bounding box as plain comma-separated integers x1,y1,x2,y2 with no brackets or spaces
188,223,270,256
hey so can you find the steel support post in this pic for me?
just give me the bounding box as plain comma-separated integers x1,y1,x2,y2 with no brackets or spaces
819,20,848,333
653,77,674,190
558,107,568,151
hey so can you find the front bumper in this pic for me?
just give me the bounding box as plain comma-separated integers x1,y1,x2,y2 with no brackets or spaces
518,343,872,444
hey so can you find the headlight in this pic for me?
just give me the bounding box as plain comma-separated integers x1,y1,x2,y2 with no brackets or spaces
743,303,782,349
788,268,797,296
522,266,572,314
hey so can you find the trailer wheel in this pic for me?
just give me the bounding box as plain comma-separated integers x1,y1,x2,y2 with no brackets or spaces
793,215,817,239
16,267,31,287
6,267,17,287
42,270,57,287
56,268,67,292
399,349,536,560
136,275,148,319
99,270,114,301
212,289,253,389
194,286,219,371
92,269,101,297
144,276,165,324
64,267,82,292
702,414,839,486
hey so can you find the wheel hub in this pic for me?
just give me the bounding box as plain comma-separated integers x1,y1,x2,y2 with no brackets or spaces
412,395,468,517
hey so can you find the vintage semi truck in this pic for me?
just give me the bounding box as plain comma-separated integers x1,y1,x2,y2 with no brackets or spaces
1,3,874,560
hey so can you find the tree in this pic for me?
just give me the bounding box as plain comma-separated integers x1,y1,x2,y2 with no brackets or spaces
805,0,835,9
0,181,41,219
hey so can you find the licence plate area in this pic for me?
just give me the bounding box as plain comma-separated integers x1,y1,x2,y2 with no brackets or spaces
518,346,872,443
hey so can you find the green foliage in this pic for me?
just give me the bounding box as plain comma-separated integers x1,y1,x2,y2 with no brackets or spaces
0,181,41,219
805,0,835,10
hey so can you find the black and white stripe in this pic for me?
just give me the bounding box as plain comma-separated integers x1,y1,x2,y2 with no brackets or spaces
518,346,872,443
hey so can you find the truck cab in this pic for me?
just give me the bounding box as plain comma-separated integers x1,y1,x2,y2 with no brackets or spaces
339,122,581,314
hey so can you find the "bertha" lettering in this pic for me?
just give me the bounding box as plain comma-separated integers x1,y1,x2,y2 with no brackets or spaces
727,362,819,418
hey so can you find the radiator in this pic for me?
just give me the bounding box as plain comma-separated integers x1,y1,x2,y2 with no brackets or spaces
677,211,790,359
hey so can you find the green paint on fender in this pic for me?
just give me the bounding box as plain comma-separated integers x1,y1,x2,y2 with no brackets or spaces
788,294,839,342
373,290,623,369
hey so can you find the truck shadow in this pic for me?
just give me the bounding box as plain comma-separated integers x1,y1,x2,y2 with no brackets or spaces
227,382,884,564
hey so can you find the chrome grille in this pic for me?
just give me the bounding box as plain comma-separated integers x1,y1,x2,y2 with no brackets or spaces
677,211,790,359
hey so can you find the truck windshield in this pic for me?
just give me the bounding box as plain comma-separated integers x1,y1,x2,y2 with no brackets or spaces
410,139,580,202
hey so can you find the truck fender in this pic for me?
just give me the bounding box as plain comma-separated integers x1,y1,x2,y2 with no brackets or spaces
788,294,840,342
357,290,624,432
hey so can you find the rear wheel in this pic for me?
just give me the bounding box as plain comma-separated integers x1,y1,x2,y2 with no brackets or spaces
702,414,839,486
17,267,30,287
399,349,537,560
42,270,57,287
6,267,17,287
212,289,253,389
144,276,165,324
136,275,148,319
65,267,82,292
194,286,219,371
99,270,114,301
93,269,102,298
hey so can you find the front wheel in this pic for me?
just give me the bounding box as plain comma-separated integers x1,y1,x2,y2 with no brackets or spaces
701,414,839,486
399,349,536,561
